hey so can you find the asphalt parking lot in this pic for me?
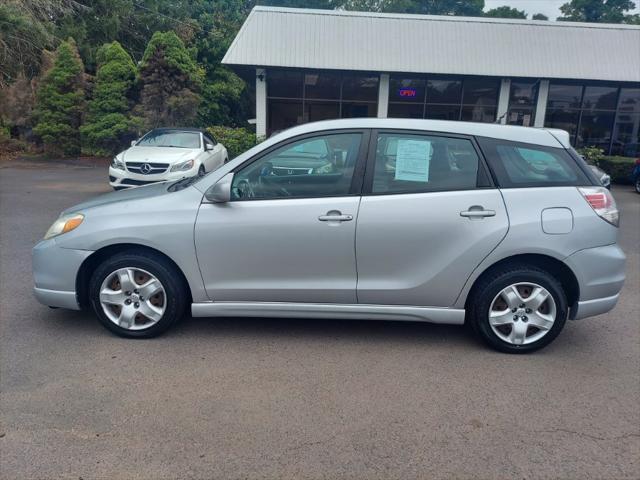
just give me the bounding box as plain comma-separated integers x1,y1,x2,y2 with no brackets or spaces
1,160,639,480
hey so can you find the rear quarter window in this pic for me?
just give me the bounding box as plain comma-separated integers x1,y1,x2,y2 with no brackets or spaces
477,137,592,188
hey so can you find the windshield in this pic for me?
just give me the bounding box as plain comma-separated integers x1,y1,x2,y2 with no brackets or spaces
136,130,201,149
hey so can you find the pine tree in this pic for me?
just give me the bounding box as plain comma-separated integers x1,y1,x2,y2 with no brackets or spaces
80,41,138,155
33,38,85,156
135,31,204,129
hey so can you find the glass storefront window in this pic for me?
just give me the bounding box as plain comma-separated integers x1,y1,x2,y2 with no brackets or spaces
544,108,581,139
342,75,379,101
389,77,426,103
547,84,583,109
424,104,461,121
304,72,341,100
268,100,303,134
268,70,303,98
618,88,640,113
303,101,340,123
341,102,377,118
427,79,462,104
266,69,379,135
582,86,618,111
510,81,539,107
462,78,500,107
461,105,497,123
388,103,423,118
576,111,616,150
611,113,640,156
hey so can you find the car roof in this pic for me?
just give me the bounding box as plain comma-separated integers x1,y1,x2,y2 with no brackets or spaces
270,118,569,148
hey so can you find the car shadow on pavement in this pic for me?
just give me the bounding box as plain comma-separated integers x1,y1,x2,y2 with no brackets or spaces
40,306,478,349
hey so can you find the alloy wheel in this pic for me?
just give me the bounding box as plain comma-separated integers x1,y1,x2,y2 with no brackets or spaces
488,282,557,346
99,267,166,330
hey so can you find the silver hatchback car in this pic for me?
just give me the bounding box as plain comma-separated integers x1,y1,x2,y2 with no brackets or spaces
33,119,625,353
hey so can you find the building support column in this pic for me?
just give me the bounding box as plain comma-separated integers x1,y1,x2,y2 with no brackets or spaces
534,79,550,128
377,73,389,118
255,68,267,138
496,78,511,124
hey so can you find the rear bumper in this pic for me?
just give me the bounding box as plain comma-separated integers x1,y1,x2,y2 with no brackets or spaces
573,294,620,320
565,244,626,320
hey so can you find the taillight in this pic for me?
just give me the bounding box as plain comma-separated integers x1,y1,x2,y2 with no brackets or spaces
578,186,619,227
635,158,640,165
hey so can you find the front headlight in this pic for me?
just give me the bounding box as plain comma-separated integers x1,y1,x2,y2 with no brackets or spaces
170,159,195,172
44,213,84,240
111,157,125,170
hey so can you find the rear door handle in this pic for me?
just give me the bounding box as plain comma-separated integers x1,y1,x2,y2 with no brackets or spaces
318,210,353,222
460,206,496,218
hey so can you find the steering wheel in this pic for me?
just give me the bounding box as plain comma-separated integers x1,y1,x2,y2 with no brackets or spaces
234,179,255,199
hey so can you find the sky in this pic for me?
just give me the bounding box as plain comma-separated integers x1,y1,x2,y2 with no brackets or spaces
483,0,640,19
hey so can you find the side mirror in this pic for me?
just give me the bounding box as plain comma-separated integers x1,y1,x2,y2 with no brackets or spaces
131,139,137,147
205,143,214,151
205,172,234,203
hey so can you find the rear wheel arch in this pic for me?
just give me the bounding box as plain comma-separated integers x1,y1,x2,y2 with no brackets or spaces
464,254,580,316
76,244,192,309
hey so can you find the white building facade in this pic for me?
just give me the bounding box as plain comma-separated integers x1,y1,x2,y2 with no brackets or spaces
223,7,640,156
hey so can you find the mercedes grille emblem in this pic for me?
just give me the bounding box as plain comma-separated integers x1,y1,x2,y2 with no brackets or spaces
140,163,152,174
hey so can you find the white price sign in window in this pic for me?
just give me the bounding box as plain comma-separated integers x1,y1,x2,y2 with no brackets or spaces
394,139,432,182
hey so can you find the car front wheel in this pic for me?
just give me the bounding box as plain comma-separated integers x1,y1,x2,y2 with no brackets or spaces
89,250,187,338
469,265,568,353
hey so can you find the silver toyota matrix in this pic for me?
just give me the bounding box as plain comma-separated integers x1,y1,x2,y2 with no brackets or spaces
33,119,625,353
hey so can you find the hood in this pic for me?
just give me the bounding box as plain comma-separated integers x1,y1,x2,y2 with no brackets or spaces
63,182,171,215
120,146,199,164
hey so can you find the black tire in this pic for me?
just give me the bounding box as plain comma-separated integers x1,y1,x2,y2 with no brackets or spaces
223,157,229,164
468,265,568,354
198,165,206,176
89,250,187,338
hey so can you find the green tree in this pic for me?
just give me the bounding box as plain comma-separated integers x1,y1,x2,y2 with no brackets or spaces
33,38,85,156
0,0,79,86
532,13,549,20
485,5,527,18
136,31,204,129
558,0,640,23
80,41,138,155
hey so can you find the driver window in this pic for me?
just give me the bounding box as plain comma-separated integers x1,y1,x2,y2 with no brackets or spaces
231,133,362,200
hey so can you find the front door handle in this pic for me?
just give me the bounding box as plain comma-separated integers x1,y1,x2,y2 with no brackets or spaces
460,206,496,218
318,210,353,222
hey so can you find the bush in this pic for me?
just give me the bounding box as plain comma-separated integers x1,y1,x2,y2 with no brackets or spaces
598,155,637,184
206,126,261,159
577,146,605,166
33,38,85,156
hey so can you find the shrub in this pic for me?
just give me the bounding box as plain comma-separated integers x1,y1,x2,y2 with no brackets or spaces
80,41,138,156
33,38,85,156
206,126,261,159
577,146,605,166
598,155,636,184
135,31,204,130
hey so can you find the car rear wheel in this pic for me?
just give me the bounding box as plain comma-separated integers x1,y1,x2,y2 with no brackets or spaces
89,250,187,338
469,265,568,353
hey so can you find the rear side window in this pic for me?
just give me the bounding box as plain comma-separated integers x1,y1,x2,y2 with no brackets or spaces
477,137,591,188
371,133,482,194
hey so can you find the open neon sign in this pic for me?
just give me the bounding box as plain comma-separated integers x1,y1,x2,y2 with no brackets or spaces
398,88,417,98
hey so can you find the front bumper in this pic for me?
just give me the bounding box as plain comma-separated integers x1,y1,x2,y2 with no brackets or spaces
565,244,626,320
32,238,93,310
109,165,198,189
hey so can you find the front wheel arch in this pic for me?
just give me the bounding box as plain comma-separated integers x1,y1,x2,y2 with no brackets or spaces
76,244,192,310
